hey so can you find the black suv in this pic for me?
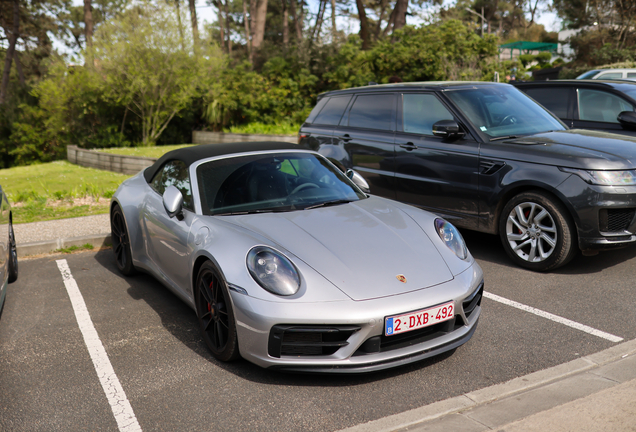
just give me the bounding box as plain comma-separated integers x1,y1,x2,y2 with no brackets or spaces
514,80,636,137
299,82,636,271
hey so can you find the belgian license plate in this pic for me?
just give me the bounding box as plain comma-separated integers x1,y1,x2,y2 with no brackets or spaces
385,301,454,336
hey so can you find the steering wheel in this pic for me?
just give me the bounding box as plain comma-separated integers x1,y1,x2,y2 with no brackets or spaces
498,115,518,126
291,183,319,194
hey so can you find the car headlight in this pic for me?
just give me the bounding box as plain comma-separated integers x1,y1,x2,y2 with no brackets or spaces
247,246,300,296
560,168,636,186
435,218,468,260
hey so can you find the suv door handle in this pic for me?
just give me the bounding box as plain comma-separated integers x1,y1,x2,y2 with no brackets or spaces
399,142,417,151
339,134,352,142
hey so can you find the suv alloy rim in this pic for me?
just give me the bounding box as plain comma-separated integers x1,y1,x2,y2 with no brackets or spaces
505,202,557,263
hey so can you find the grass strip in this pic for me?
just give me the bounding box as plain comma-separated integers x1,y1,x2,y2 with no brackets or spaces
14,201,110,224
1,160,129,202
0,160,130,224
55,243,95,254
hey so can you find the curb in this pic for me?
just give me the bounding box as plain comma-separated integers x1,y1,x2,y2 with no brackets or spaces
337,338,636,432
17,233,112,257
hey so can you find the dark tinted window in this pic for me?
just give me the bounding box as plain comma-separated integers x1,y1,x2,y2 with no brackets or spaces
446,86,564,138
403,93,454,135
196,153,365,215
313,96,351,125
578,89,635,123
306,97,329,123
150,160,193,210
523,87,571,118
347,94,394,130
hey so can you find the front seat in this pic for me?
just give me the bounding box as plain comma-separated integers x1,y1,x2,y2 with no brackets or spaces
247,167,288,202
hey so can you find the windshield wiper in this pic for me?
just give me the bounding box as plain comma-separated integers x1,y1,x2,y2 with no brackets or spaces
213,206,295,216
303,199,354,210
490,135,519,142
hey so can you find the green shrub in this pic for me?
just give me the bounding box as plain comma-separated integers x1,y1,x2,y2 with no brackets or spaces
224,122,300,135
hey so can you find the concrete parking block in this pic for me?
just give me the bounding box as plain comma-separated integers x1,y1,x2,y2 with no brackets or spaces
17,234,111,257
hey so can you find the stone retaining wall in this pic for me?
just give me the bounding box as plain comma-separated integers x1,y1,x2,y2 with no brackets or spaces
67,132,298,174
67,145,157,175
192,131,297,145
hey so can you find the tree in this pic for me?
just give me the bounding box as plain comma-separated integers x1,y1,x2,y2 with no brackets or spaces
553,0,636,65
90,1,222,145
188,0,199,43
250,0,268,50
355,0,370,49
0,0,20,104
84,0,93,48
351,0,444,49
55,0,129,51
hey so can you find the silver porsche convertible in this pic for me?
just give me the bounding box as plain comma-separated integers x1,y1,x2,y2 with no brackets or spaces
110,142,484,372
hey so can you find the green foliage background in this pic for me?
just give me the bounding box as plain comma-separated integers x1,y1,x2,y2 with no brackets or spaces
205,20,505,130
0,7,518,168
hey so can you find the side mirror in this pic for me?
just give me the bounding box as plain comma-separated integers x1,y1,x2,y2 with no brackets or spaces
617,111,636,130
432,120,465,139
346,169,371,194
163,185,184,219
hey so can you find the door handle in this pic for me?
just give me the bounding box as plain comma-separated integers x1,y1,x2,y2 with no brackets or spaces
339,134,352,142
399,142,417,151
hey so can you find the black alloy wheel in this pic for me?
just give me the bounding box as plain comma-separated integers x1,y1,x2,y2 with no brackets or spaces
8,220,18,283
195,262,239,362
499,191,577,272
110,205,136,276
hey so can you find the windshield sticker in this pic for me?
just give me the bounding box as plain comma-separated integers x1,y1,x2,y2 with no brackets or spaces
480,126,487,131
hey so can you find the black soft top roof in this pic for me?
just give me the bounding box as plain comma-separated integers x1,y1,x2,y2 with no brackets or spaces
143,141,300,182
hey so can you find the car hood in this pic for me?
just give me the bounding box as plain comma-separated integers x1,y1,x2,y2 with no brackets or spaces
483,129,636,170
226,197,453,301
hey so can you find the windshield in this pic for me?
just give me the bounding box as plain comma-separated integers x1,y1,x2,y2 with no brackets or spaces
612,85,636,102
196,152,366,215
445,85,566,138
576,70,601,79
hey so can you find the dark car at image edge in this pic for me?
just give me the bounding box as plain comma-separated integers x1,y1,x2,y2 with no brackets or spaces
299,81,636,271
513,79,636,137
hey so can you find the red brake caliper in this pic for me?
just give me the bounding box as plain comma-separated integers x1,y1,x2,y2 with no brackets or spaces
518,208,531,234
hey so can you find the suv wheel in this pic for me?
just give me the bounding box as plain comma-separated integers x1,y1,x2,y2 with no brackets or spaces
499,191,577,271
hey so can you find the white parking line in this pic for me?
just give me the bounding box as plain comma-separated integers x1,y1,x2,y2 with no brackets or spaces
484,291,623,343
56,259,142,432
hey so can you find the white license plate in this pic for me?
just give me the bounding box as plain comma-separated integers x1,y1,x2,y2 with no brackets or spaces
385,301,454,336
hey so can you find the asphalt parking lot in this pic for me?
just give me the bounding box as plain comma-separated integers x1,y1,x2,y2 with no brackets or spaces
1,231,635,432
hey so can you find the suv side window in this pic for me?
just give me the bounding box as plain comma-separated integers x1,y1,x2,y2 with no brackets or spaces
523,87,572,119
578,89,635,123
305,97,329,124
402,93,454,135
346,94,394,130
150,160,194,211
313,96,352,125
